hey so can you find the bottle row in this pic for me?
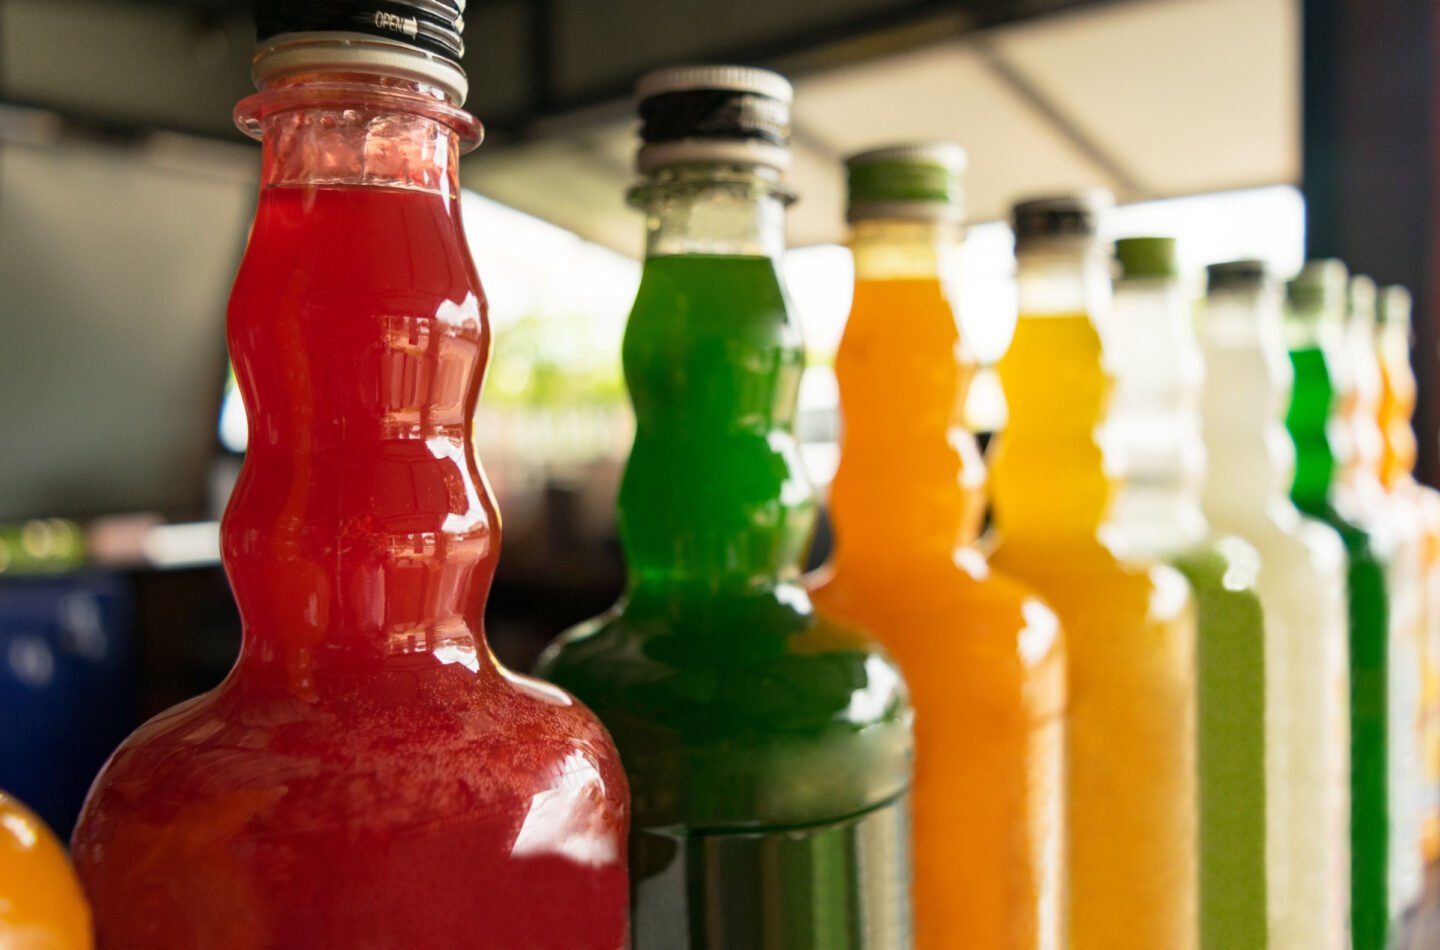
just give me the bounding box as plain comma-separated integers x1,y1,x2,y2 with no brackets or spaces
3,5,1437,949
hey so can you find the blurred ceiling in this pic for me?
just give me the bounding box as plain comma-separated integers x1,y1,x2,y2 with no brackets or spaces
467,0,1298,253
1,0,1297,254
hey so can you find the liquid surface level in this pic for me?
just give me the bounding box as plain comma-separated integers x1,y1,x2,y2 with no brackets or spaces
990,312,1198,950
539,254,914,949
72,185,629,950
810,276,1065,949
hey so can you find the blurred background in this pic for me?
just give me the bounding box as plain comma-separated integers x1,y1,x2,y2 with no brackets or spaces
0,0,1434,862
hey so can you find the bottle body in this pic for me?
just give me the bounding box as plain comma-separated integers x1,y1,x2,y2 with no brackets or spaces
1376,313,1440,862
1106,264,1269,950
72,80,629,949
537,190,914,947
989,245,1198,950
809,221,1066,949
1201,287,1350,949
0,791,91,949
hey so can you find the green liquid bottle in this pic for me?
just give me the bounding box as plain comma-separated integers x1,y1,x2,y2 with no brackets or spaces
1286,260,1394,950
535,66,914,949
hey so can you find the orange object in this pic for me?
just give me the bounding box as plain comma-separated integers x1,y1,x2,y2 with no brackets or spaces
810,203,1066,947
988,197,1197,950
0,792,91,949
1375,285,1440,863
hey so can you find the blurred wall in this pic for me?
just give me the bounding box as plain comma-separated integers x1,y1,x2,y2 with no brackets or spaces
0,133,254,520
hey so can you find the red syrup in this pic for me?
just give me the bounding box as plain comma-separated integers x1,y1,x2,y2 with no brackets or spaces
72,152,629,948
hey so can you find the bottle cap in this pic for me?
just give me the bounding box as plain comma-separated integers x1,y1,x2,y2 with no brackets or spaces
1115,237,1178,280
1287,259,1349,315
1379,285,1412,326
1012,191,1111,250
635,65,793,174
1348,274,1377,323
845,143,967,223
253,1,468,103
1205,259,1268,293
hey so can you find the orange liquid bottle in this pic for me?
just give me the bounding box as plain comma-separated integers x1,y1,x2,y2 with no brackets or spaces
810,146,1066,949
1374,285,1440,864
0,790,91,948
988,195,1198,950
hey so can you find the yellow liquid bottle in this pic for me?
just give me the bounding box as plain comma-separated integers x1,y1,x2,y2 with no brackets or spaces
989,196,1198,950
0,791,91,948
1374,284,1440,865
810,146,1066,949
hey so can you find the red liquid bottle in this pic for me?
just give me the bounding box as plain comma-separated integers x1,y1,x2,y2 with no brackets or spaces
71,7,629,948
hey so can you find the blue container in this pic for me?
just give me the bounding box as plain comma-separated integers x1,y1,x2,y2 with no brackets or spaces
0,572,135,836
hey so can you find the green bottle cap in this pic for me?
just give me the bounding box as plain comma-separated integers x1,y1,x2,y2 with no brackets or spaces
1115,237,1178,279
1286,258,1349,315
1379,285,1412,326
846,143,966,222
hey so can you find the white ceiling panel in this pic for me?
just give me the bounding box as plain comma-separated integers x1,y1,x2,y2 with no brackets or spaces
990,0,1297,197
461,0,1298,255
791,39,1124,228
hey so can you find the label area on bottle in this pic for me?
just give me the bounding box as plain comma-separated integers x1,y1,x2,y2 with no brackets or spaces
631,793,912,950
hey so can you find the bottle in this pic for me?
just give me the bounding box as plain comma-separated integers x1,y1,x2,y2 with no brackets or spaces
1106,242,1268,950
1375,285,1440,864
1343,277,1426,919
1342,277,1422,921
1286,261,1400,950
71,5,630,946
988,196,1198,950
808,144,1066,949
1200,260,1350,949
536,67,915,949
0,791,91,948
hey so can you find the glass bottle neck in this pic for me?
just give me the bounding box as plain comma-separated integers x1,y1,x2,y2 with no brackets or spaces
992,238,1115,548
827,216,984,576
1104,274,1209,555
618,166,808,602
1200,285,1299,529
849,218,963,281
633,164,788,259
225,70,495,687
1016,239,1113,318
237,71,479,200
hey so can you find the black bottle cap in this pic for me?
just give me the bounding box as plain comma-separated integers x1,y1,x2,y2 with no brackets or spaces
1206,259,1268,293
1012,191,1111,247
255,0,465,66
634,66,793,173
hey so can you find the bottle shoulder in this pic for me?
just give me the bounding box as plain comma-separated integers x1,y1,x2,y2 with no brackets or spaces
538,593,909,730
535,592,914,829
77,663,624,836
811,556,1060,644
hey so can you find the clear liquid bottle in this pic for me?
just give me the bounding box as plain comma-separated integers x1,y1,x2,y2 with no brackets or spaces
1105,242,1268,950
809,145,1066,949
988,197,1198,950
536,67,915,949
72,6,630,946
0,791,91,948
1200,260,1350,950
1375,285,1440,865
